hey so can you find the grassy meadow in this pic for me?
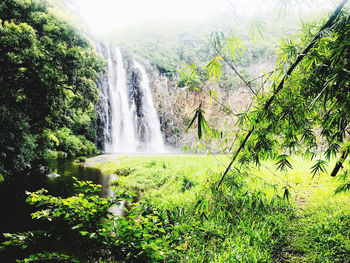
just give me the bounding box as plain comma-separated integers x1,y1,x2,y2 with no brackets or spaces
90,155,350,262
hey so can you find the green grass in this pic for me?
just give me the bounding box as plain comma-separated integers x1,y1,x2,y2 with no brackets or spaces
92,160,121,175
89,154,350,262
0,173,3,182
105,155,224,205
252,157,350,262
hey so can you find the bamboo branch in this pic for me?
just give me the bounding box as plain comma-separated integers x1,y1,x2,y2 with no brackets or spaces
216,0,349,190
331,148,349,177
210,41,257,96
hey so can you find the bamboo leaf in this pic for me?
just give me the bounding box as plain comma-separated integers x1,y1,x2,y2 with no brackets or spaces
225,34,245,61
283,186,290,202
248,17,266,41
197,110,203,139
180,64,198,87
335,183,350,194
310,159,328,178
201,114,212,138
208,89,220,105
204,56,223,84
186,110,199,132
275,154,293,172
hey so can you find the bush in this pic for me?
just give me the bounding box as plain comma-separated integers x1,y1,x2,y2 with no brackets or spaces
42,149,59,160
55,128,97,158
41,129,59,148
0,179,175,263
0,106,37,179
115,168,135,177
39,127,98,160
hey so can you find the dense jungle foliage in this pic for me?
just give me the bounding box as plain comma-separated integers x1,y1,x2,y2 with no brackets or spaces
0,0,105,181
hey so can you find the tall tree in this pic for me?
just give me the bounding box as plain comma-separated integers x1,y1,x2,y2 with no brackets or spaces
0,0,105,180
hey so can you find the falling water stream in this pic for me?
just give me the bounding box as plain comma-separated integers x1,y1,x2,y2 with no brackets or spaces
106,47,137,152
98,45,165,153
133,60,165,153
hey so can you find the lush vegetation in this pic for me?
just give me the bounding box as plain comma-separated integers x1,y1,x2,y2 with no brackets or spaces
6,155,348,262
182,2,350,184
2,0,350,262
0,0,104,181
0,178,175,262
98,155,350,262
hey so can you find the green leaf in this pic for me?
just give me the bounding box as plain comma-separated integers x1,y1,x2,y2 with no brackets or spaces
310,159,328,178
197,110,203,140
186,110,199,132
180,63,198,87
79,231,89,236
283,186,290,202
225,34,245,60
335,181,350,194
211,31,225,50
200,114,212,139
248,17,266,41
204,56,223,84
275,154,293,172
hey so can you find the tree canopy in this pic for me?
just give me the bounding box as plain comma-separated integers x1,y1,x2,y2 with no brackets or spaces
0,0,105,180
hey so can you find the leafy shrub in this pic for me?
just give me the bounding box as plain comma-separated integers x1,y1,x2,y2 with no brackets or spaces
146,160,157,168
181,176,196,192
0,179,176,262
39,127,98,160
42,149,59,160
55,128,97,157
0,0,104,178
173,127,180,135
41,129,59,148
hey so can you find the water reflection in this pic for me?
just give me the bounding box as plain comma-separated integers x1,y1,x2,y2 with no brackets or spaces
0,157,119,261
0,158,112,237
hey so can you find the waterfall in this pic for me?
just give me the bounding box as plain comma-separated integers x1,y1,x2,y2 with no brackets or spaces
133,60,165,153
96,44,165,153
105,47,137,153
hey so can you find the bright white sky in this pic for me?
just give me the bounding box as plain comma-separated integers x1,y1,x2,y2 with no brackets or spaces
68,0,335,34
69,0,280,34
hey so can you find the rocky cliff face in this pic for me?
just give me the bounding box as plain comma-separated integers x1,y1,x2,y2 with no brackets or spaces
94,43,111,151
131,58,268,150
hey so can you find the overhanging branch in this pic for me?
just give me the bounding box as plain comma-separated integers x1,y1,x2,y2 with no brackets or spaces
216,0,349,189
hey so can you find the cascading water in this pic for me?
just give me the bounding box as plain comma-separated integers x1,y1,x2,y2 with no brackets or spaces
96,44,165,153
105,47,137,152
133,60,165,153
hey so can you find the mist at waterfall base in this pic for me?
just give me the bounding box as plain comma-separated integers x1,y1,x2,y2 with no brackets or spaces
96,44,168,154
